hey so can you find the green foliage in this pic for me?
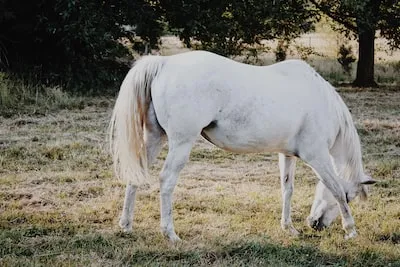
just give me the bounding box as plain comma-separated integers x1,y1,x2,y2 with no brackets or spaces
0,0,163,93
337,44,356,75
380,1,400,49
1,0,398,91
162,0,317,56
310,0,391,34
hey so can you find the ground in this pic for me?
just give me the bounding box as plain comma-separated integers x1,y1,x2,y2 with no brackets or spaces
0,86,399,266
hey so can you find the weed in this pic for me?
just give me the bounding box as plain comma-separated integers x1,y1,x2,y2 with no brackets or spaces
0,74,86,117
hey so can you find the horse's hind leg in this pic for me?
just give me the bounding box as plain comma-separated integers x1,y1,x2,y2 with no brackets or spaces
119,183,137,232
159,136,196,242
119,103,166,232
144,102,167,165
278,153,299,236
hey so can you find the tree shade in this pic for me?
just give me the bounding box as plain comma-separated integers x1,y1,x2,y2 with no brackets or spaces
0,0,163,93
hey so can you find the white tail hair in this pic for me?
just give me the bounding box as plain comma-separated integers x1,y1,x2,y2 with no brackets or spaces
109,55,165,185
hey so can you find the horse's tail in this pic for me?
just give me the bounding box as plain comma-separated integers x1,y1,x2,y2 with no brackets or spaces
109,56,165,185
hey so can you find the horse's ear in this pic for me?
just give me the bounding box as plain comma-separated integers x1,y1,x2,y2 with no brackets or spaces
359,175,377,201
359,185,368,201
360,175,377,185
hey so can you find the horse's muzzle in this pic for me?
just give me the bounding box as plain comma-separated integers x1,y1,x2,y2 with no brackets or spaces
308,216,326,231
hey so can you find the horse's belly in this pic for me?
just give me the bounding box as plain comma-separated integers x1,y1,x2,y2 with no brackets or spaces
201,125,288,154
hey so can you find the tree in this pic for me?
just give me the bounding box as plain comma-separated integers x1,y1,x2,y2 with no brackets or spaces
310,0,400,87
0,0,163,92
162,0,317,56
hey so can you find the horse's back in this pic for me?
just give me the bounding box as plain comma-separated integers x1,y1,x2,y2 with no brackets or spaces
151,51,252,132
151,51,341,154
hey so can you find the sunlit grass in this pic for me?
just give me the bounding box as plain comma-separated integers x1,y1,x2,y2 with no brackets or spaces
0,86,399,266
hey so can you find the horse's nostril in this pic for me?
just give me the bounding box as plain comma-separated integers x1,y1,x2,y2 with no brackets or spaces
311,217,326,231
311,220,318,228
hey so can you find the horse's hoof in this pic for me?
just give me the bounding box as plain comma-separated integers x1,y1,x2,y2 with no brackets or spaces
168,234,182,243
288,226,300,236
282,224,300,236
344,229,357,240
162,230,182,243
119,217,132,232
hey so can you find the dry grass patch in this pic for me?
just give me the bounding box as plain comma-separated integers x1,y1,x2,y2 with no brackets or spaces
0,88,399,266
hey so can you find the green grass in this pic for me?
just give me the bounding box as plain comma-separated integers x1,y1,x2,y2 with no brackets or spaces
1,81,399,265
0,73,86,117
1,231,396,266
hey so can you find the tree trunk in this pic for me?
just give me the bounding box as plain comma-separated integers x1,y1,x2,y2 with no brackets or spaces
353,28,377,87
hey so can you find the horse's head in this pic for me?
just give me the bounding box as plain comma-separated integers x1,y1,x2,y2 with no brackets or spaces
307,175,376,230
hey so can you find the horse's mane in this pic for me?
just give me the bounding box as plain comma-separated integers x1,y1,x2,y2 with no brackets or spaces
310,66,364,183
332,91,364,182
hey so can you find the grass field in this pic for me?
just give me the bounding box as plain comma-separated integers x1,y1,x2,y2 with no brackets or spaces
0,84,399,266
1,30,400,266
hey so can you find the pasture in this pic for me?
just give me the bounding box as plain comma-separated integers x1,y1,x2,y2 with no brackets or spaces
1,31,400,266
0,85,399,266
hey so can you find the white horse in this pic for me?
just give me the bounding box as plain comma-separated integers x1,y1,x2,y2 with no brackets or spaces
109,51,375,242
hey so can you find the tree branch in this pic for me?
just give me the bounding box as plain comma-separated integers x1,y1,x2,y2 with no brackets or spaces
309,0,358,33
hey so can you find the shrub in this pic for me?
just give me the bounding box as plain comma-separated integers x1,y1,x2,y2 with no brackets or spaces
0,0,163,93
275,40,289,62
337,44,356,75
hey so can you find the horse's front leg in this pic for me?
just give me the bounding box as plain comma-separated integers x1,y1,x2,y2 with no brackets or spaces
305,153,357,239
278,153,299,236
119,183,137,232
160,139,194,242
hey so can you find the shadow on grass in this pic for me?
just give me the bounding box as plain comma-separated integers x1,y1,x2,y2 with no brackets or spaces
124,238,399,267
0,227,398,267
